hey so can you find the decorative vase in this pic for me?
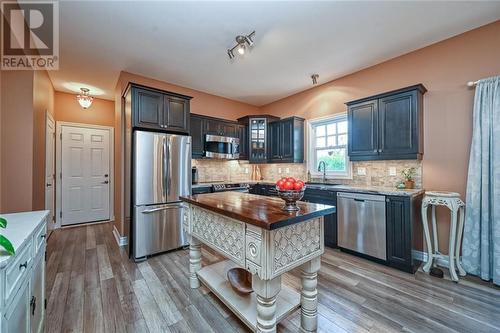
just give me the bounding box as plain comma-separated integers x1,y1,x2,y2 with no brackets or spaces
404,180,414,189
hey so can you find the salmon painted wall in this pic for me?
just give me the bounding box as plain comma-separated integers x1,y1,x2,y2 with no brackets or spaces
1,71,35,213
113,71,260,235
260,20,500,251
54,91,115,127
32,71,55,211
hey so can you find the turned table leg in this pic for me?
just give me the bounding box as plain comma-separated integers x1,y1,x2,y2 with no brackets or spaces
455,206,466,276
189,236,202,289
421,200,434,273
252,275,281,333
300,257,321,332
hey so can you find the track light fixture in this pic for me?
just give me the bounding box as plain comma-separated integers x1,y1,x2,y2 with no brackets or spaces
311,74,319,85
227,31,255,60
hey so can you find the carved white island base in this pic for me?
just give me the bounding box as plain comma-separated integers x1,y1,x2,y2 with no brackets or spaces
183,203,326,333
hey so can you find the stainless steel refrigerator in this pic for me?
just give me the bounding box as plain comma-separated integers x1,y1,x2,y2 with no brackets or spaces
132,130,191,260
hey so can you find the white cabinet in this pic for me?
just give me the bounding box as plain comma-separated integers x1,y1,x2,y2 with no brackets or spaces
0,211,48,333
2,280,30,333
30,251,45,333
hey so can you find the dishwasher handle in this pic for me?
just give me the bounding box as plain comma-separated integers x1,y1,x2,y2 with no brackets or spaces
337,191,385,202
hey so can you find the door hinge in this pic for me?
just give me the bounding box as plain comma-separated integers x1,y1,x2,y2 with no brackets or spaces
60,133,62,140
59,172,62,179
45,298,47,309
59,211,62,218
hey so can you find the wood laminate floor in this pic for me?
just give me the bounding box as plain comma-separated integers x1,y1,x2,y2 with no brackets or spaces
46,223,500,333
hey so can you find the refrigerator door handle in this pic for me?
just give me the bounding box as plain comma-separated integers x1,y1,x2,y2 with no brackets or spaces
162,136,169,200
142,204,186,214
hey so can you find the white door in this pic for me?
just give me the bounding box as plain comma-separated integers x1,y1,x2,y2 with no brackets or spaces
45,114,56,229
61,125,110,225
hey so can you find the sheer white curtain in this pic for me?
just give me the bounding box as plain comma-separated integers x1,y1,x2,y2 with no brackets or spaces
462,75,500,285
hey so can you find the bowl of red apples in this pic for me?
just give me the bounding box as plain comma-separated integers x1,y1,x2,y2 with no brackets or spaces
275,177,306,211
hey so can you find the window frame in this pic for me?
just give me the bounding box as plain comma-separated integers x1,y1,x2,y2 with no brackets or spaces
307,114,352,179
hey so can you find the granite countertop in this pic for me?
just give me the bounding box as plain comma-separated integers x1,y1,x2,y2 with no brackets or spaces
305,184,425,197
181,192,336,230
0,210,49,268
192,181,423,197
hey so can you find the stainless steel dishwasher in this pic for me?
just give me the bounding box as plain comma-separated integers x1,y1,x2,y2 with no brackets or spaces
337,192,387,260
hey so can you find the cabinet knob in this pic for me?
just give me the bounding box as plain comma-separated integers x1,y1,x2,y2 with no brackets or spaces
379,149,383,153
373,149,378,153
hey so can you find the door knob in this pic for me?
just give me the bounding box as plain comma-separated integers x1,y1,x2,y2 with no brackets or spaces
102,180,109,184
46,183,52,187
104,174,109,177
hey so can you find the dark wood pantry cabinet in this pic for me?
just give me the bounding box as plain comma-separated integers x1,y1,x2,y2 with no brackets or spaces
347,84,426,161
130,85,191,133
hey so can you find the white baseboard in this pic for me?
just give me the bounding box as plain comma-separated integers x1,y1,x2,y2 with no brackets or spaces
112,225,128,247
412,250,450,268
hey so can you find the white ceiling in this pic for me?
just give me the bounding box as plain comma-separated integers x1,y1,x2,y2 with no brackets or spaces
50,1,500,106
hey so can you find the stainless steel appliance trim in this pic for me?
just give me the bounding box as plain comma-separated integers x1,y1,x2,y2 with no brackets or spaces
205,134,240,144
205,151,240,159
142,204,186,214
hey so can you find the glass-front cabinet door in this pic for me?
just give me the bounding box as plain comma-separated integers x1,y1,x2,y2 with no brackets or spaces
249,118,267,162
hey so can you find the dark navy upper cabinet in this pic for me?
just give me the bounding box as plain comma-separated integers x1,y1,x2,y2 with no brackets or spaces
348,100,379,158
133,88,164,130
190,115,205,158
131,85,191,134
189,114,240,158
347,84,426,161
237,124,249,160
267,117,305,163
237,115,279,163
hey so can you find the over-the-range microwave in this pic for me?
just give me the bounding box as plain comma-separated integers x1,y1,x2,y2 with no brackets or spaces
204,134,240,159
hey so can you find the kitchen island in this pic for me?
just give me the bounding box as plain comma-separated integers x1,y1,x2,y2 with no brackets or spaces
180,192,336,333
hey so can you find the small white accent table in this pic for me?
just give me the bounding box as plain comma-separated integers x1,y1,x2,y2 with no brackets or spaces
421,191,466,281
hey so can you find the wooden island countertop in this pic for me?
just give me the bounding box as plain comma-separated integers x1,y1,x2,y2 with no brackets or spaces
180,191,336,230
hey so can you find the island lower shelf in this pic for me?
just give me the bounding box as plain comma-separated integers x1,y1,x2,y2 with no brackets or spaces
197,260,300,331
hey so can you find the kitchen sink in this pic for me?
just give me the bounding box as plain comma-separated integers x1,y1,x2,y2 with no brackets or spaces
306,182,340,186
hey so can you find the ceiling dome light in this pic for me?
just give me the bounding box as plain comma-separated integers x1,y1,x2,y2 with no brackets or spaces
76,88,93,109
227,31,255,60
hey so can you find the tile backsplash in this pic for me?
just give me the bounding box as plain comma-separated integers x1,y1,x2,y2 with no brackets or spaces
192,159,422,189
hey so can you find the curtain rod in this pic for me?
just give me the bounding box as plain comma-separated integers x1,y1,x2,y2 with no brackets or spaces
467,80,479,87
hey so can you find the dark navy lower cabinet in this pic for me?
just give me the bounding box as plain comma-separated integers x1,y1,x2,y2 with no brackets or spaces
386,194,424,273
302,188,337,248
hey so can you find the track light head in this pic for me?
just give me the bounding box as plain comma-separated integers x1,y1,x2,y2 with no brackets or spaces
227,49,235,59
237,44,245,55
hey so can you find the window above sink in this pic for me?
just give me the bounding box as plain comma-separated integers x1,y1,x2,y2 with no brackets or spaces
307,114,352,179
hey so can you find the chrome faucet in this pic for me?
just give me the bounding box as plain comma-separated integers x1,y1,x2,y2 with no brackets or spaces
318,161,327,183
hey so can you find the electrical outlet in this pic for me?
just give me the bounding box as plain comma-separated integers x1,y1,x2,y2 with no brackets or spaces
285,167,290,173
357,167,366,176
244,168,249,174
388,167,397,176
278,168,282,174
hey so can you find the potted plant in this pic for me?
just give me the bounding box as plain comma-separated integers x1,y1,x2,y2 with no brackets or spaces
401,167,416,189
0,217,15,255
